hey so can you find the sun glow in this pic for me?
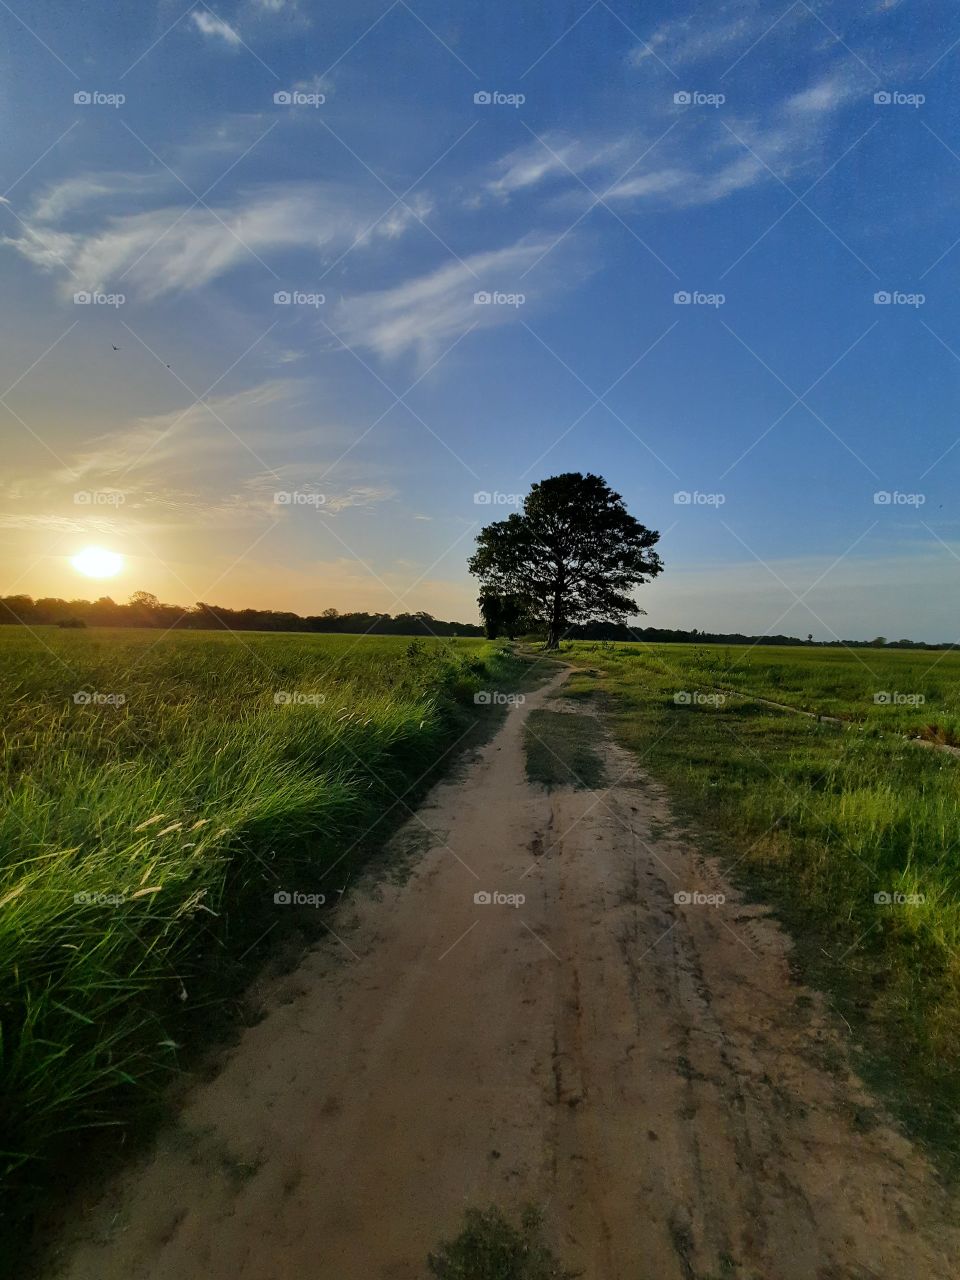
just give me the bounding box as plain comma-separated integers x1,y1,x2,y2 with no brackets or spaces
70,546,125,579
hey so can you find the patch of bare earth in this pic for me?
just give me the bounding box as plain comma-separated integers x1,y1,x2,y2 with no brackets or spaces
40,669,960,1279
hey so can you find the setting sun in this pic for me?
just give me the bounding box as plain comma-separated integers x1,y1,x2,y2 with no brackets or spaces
70,546,124,579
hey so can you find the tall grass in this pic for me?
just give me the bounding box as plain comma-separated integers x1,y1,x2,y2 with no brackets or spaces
0,629,514,1202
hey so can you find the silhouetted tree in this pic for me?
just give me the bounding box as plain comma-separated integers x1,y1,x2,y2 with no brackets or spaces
469,473,663,649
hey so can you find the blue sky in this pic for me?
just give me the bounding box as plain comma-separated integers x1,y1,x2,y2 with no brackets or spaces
1,0,958,639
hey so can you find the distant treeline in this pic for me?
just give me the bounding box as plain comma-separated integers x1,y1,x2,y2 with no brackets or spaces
0,593,952,648
564,621,956,650
0,592,484,636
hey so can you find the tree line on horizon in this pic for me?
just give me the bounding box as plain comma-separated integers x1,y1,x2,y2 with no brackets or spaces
0,591,484,636
0,591,949,650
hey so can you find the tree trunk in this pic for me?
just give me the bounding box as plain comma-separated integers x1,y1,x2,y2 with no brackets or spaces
546,582,564,649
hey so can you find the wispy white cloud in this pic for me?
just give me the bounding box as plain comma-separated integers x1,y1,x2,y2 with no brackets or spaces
482,134,634,201
3,183,431,298
479,63,863,217
631,2,805,69
3,382,396,540
191,10,242,46
333,236,578,363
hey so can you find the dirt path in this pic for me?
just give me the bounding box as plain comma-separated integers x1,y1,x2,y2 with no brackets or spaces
43,668,960,1279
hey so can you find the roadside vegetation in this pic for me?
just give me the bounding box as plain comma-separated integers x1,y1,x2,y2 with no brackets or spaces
562,640,960,1167
0,627,535,1227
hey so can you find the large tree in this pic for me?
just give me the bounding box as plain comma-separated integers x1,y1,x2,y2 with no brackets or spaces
468,473,663,649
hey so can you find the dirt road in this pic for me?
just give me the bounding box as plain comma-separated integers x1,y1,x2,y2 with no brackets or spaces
44,668,960,1279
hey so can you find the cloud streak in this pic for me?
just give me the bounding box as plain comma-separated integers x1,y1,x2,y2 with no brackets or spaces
191,11,242,46
3,183,432,298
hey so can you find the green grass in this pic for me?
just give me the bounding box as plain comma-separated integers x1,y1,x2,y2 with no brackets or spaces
524,711,605,790
571,639,960,743
428,1206,577,1280
0,627,533,1229
561,640,960,1168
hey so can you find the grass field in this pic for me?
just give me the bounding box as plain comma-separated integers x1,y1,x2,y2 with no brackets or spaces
0,626,530,1212
598,640,960,742
562,639,960,1166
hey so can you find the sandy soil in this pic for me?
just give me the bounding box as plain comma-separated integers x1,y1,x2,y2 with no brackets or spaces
41,667,960,1279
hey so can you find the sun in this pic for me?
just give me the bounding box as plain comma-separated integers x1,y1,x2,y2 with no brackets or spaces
70,546,125,580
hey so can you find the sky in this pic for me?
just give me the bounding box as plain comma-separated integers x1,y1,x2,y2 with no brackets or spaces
0,0,958,640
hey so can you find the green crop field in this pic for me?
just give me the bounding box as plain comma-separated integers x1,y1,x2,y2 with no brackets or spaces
577,640,960,742
0,627,531,1210
562,639,960,1165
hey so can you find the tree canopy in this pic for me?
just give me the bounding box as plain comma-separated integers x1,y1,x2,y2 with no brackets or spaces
468,472,663,648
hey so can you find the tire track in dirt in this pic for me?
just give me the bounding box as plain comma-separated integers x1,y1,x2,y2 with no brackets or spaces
40,669,960,1280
